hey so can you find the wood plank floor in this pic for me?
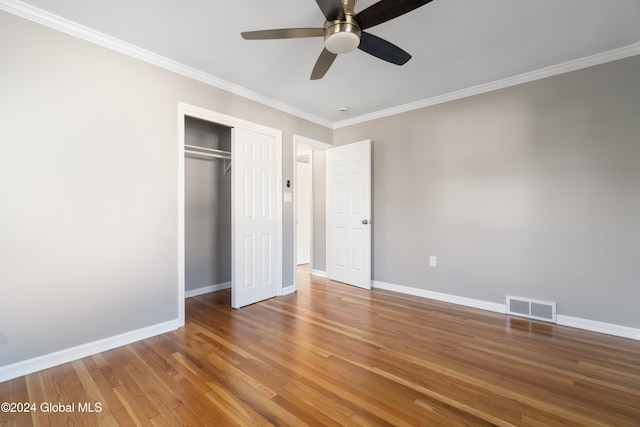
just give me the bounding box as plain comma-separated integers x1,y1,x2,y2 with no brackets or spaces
2,266,639,426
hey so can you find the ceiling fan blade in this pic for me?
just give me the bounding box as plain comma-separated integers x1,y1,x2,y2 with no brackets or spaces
310,48,338,80
315,0,345,21
241,28,324,40
356,0,433,30
358,32,411,65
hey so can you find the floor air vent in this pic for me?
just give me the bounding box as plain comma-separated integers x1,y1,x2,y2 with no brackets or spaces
507,296,557,323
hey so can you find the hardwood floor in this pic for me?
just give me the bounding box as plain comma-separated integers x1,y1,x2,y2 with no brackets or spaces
2,266,639,426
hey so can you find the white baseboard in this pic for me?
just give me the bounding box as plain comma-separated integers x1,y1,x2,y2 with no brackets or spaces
311,269,327,278
187,282,298,298
557,315,640,341
185,282,231,298
373,280,640,341
373,280,505,314
0,319,181,383
280,285,296,296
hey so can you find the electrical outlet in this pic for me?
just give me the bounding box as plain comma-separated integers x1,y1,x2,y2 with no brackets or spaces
429,256,437,267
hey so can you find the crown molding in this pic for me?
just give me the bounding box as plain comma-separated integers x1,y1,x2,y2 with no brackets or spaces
2,0,638,131
333,41,640,129
0,0,334,129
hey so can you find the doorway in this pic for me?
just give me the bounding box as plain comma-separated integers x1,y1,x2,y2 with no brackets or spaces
293,135,332,288
178,103,283,323
184,117,232,299
296,150,312,266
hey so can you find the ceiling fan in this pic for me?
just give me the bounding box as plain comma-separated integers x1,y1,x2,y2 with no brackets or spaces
241,0,434,80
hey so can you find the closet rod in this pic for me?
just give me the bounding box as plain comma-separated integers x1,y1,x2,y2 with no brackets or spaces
185,144,231,157
185,149,231,160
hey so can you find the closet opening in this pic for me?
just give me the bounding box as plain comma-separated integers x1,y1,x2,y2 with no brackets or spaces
184,116,232,300
178,102,283,317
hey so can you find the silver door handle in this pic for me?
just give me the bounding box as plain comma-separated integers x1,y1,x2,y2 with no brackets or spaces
362,219,370,225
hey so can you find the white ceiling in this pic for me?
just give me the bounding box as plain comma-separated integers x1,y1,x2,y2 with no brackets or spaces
8,0,640,126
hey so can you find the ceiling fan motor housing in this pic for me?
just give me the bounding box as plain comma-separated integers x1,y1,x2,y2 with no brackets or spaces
324,15,361,54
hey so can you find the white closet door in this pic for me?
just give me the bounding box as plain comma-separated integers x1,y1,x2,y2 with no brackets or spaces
232,127,281,308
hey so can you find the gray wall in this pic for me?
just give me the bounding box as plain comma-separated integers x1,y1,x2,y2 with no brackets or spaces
1,6,638,371
334,55,640,328
0,11,331,367
185,118,231,291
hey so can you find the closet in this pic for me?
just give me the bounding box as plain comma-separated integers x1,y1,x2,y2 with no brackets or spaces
184,116,232,296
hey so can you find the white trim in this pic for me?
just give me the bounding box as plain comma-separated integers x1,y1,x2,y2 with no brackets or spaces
311,269,327,278
294,134,333,150
2,0,638,130
373,280,640,341
557,315,640,341
275,131,284,302
333,42,640,128
178,102,283,311
373,280,505,314
180,102,281,136
292,141,298,291
0,0,332,128
0,319,181,383
185,282,231,298
280,285,296,296
177,105,187,326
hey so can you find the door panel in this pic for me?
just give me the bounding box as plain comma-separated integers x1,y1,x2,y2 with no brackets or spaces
296,158,311,265
327,140,371,289
232,128,280,308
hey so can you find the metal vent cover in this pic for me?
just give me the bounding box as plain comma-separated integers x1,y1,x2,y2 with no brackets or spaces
507,296,557,323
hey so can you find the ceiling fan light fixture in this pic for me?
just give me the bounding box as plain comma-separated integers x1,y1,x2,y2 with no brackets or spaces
324,20,361,54
325,30,360,54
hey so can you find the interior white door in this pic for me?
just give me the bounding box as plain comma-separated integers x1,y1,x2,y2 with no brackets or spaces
327,140,371,289
232,127,281,308
296,156,311,265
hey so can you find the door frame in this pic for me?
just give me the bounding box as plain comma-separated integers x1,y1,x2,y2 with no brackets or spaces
292,135,332,290
178,102,282,323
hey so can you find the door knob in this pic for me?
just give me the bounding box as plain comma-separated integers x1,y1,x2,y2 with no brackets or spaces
362,219,369,225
